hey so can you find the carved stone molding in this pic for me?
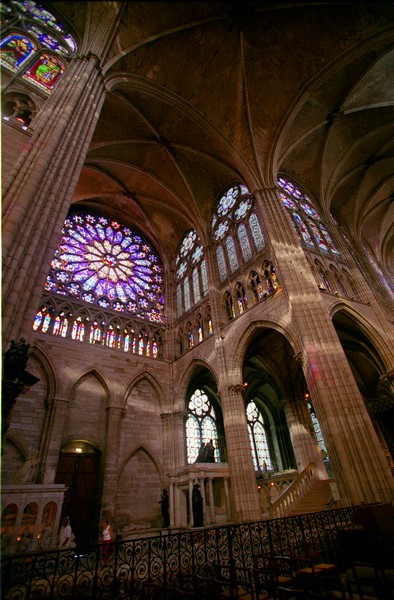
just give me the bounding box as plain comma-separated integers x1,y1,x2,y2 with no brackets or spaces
228,384,246,394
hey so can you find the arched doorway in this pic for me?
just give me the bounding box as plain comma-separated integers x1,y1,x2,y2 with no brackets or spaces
55,441,101,551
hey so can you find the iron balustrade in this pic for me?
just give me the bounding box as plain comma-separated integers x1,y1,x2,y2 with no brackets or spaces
1,505,357,599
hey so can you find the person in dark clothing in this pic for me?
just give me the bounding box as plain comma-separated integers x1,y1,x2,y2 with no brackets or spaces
159,489,170,527
192,483,203,527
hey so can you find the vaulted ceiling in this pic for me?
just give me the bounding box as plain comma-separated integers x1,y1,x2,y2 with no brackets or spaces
50,1,394,277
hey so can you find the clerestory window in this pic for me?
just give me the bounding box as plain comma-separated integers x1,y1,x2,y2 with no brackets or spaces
212,184,265,284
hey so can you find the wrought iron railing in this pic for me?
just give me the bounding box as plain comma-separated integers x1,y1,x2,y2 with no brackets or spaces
1,505,358,599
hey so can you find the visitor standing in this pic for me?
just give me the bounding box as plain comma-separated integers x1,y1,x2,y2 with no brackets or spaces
102,518,113,564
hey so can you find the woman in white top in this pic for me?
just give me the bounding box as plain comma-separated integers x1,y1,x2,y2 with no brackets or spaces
102,518,113,564
59,517,72,549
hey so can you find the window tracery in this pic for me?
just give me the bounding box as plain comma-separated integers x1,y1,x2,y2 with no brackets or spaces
246,400,273,472
175,229,207,318
278,177,340,258
186,389,220,464
44,212,164,323
212,184,266,284
33,297,164,359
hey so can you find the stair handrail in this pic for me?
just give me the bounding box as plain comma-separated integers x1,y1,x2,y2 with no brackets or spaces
270,462,316,519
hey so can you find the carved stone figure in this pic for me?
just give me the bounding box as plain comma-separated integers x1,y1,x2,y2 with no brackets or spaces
14,451,39,484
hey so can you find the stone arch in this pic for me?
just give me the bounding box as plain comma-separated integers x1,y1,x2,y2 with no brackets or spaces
175,358,220,413
225,317,298,378
29,343,57,400
330,305,394,462
330,302,394,368
115,445,163,530
63,369,110,451
124,370,166,412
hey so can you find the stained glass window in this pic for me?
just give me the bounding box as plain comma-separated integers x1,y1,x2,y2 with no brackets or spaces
0,0,76,94
186,389,220,464
246,401,272,471
175,229,207,318
0,33,36,71
212,184,266,284
278,176,340,256
45,212,164,323
238,223,252,262
22,52,65,90
307,400,331,474
216,246,227,282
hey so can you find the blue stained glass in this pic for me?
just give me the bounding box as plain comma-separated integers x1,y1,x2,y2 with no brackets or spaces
0,33,36,72
281,194,297,211
301,201,320,220
47,213,164,322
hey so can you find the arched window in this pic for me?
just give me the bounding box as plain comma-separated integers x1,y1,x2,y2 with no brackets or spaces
196,313,204,342
307,399,332,475
246,401,273,472
330,265,348,297
175,229,207,318
212,184,266,284
187,321,194,349
235,282,248,314
224,291,235,320
186,389,220,464
262,261,279,294
205,306,213,336
0,1,77,96
250,270,264,302
44,212,164,323
278,177,340,257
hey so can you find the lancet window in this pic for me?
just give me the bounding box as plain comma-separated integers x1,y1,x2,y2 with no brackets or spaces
212,184,266,284
246,401,273,472
186,389,220,464
0,1,77,96
175,229,208,319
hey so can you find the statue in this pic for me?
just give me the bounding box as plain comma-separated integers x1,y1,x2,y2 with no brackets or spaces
195,439,215,463
159,489,170,527
14,450,39,484
3,339,29,382
192,482,203,527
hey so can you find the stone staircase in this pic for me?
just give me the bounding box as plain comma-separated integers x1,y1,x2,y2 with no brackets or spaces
289,478,334,516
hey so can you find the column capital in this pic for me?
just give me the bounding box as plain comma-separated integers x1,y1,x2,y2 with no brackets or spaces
228,384,247,395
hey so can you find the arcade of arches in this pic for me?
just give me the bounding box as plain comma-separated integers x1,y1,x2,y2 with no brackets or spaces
1,1,394,551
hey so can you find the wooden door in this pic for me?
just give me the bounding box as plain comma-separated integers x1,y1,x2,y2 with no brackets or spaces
55,450,100,551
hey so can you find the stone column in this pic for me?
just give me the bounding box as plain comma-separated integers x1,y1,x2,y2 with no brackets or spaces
42,396,71,483
254,187,394,505
220,384,262,522
2,54,107,349
2,3,125,349
100,406,124,517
